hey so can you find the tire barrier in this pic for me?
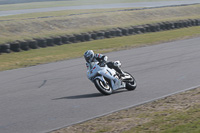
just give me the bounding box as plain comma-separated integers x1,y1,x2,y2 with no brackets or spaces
61,36,69,44
120,28,129,36
35,38,47,48
91,33,97,40
19,41,29,51
110,30,117,37
75,34,85,42
115,29,122,36
10,42,21,52
132,26,142,34
127,27,134,35
148,24,160,32
27,40,38,49
0,44,10,53
83,33,91,41
195,19,200,25
1,18,200,54
104,31,111,38
96,31,105,39
53,37,63,45
46,38,55,46
68,35,76,43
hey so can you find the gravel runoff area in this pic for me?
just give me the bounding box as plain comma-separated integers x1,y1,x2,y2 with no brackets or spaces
51,87,200,133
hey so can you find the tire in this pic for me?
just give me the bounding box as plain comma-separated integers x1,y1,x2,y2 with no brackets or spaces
0,44,10,53
28,40,38,49
35,39,47,48
94,79,112,95
10,42,20,52
124,72,137,91
19,41,29,51
46,38,55,46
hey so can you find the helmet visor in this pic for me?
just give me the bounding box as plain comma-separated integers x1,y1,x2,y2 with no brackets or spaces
84,54,93,62
84,56,90,62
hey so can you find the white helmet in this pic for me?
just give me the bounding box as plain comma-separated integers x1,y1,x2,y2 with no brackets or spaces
84,50,94,63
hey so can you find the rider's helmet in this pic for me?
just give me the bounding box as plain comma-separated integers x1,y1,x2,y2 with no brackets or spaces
84,50,94,63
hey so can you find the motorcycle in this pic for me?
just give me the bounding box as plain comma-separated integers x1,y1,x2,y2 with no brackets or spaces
86,61,137,95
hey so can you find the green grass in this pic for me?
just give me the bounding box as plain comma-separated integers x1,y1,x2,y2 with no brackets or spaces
0,4,200,44
0,0,186,11
0,26,200,71
123,105,200,133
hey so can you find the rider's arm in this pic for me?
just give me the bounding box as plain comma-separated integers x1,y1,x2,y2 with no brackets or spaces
86,62,90,70
86,62,95,80
86,63,92,79
95,53,108,62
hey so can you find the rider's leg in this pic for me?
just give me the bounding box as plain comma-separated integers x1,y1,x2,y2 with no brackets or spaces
107,61,125,76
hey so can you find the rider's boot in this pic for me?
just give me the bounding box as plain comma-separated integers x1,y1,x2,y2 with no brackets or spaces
115,67,126,78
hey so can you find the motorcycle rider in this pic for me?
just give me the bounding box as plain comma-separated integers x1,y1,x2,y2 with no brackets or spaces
84,50,126,77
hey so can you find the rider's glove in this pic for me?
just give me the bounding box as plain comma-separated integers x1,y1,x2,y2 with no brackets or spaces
99,62,105,67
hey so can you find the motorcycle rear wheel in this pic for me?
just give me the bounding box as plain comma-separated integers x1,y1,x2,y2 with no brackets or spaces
124,72,137,91
94,79,112,95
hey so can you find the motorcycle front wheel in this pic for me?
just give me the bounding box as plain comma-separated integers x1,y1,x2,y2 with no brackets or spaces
94,79,112,95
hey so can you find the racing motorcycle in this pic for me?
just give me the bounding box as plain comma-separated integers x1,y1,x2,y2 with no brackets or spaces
87,61,136,95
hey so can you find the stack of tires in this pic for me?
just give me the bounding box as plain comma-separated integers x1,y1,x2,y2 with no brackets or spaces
1,19,200,54
0,44,10,53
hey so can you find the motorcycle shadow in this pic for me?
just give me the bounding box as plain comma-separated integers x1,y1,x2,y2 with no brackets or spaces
52,90,127,100
52,93,103,100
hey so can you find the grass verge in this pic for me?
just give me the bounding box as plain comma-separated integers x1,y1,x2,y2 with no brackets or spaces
51,87,200,133
0,4,200,44
0,26,200,71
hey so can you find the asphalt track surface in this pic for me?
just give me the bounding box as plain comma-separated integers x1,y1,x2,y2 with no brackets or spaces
0,37,200,133
0,0,200,16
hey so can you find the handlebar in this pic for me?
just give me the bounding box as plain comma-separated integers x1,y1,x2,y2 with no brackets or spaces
98,60,106,67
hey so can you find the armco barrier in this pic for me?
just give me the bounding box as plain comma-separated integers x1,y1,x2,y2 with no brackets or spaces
1,18,200,54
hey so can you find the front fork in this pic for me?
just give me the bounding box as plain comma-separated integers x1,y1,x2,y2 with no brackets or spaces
93,75,107,86
98,70,121,90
